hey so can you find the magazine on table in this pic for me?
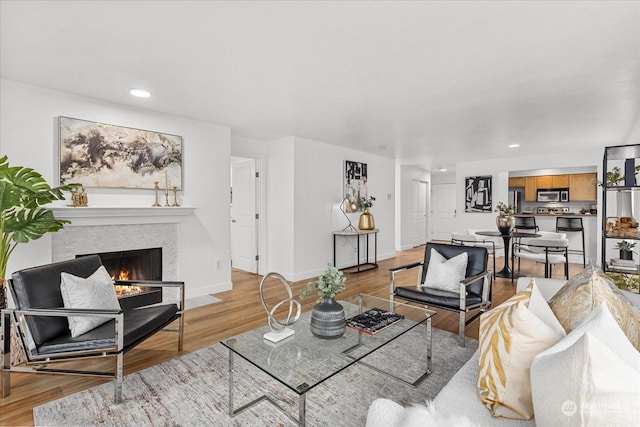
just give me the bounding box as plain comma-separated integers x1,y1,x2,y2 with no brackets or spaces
346,308,404,335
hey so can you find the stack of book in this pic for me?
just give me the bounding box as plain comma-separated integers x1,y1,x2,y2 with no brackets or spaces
346,308,404,335
609,258,639,272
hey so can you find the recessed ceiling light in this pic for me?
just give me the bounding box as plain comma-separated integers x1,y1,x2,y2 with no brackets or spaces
508,144,520,148
439,167,447,172
129,88,150,98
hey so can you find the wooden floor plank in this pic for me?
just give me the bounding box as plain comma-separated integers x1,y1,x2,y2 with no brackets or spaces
0,245,585,426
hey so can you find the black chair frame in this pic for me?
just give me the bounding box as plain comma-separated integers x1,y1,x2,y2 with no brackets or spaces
390,243,492,346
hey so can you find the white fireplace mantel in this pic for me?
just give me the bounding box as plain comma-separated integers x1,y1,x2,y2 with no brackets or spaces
50,206,195,226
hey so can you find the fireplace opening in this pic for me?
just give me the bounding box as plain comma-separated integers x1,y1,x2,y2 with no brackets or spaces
77,247,163,310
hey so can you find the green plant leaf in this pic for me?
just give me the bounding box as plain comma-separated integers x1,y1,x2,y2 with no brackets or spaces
4,207,70,243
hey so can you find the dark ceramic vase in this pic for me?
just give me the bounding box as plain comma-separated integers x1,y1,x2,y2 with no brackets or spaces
620,250,633,261
310,297,346,339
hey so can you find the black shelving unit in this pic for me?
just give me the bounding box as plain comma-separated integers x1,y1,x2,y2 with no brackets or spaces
601,144,640,276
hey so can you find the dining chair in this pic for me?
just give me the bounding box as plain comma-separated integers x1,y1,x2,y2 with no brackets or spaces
512,231,569,280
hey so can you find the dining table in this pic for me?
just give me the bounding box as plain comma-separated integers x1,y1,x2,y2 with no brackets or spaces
475,230,541,278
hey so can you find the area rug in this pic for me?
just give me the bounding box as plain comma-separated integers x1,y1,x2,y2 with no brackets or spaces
34,327,477,426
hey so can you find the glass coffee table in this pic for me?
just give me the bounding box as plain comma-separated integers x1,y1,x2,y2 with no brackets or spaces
221,293,436,426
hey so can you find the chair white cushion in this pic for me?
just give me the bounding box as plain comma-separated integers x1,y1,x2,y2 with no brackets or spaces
531,302,640,426
478,280,566,419
423,249,468,293
60,266,121,338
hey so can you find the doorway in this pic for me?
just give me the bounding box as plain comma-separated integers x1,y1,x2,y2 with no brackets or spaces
410,179,428,247
431,183,456,241
230,157,260,274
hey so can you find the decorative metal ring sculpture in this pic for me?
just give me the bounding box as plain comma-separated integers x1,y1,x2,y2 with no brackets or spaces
259,272,301,332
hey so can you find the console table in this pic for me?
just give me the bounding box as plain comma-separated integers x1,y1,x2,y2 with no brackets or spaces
333,229,379,273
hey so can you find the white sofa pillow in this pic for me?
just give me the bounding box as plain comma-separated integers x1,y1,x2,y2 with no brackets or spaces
423,249,468,293
478,280,565,419
531,302,640,426
60,265,121,338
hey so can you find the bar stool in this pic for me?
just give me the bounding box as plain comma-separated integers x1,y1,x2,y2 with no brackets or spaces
515,216,539,233
556,216,586,267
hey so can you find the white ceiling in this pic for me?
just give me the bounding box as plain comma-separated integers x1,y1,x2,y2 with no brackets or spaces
1,1,639,171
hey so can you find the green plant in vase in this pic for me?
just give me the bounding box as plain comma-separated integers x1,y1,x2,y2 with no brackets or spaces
300,265,347,339
614,240,636,261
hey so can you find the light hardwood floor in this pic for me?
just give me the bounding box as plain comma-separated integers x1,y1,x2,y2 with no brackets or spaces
0,245,586,426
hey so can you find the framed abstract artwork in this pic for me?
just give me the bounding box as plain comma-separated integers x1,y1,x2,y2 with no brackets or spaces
344,160,368,211
58,116,183,189
465,176,492,212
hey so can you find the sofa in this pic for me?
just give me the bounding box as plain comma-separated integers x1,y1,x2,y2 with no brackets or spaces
366,277,640,426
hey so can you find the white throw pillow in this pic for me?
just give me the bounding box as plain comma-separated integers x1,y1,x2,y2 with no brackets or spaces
531,302,640,427
423,249,468,293
60,266,121,338
478,280,566,419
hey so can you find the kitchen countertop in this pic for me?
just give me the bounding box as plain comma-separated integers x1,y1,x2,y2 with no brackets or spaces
516,213,596,217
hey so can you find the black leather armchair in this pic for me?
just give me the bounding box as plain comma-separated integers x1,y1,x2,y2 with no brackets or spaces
390,243,492,346
1,255,184,402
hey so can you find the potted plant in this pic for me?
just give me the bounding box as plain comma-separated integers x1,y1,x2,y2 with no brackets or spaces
615,240,636,260
356,195,376,230
0,155,79,309
301,265,347,339
494,201,516,234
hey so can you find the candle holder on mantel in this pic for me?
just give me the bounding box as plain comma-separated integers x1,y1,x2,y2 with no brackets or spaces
152,182,161,207
164,185,170,207
172,186,180,207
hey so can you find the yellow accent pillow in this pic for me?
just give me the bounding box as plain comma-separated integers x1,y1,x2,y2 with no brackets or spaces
549,267,640,351
478,280,565,419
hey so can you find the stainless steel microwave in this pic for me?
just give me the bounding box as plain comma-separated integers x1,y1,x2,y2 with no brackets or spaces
537,189,569,202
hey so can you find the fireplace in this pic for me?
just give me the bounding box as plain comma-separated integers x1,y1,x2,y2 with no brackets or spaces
77,247,163,310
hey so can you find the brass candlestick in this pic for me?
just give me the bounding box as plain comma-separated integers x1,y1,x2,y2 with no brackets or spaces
172,186,180,207
164,184,170,207
152,182,161,207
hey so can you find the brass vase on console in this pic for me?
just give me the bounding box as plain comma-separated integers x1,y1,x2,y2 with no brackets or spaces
358,208,375,230
356,195,376,231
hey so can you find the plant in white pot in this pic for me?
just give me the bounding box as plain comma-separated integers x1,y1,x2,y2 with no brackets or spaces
301,265,347,339
0,155,79,309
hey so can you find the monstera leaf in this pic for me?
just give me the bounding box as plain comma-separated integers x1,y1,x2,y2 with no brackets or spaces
0,155,79,279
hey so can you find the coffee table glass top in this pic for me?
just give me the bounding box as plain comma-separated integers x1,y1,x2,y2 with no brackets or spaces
221,293,435,395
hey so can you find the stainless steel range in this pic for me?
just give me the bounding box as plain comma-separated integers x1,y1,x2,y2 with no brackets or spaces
536,206,570,215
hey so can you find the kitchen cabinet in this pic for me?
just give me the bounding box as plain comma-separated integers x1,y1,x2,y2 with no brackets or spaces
524,177,537,201
569,173,597,201
536,174,569,189
536,175,552,188
508,177,525,188
552,174,569,188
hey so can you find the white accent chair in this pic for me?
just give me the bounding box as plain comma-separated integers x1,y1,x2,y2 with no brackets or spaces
512,231,569,280
451,232,503,279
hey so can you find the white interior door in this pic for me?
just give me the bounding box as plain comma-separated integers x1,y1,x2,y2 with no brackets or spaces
431,183,456,241
410,180,428,247
231,158,257,273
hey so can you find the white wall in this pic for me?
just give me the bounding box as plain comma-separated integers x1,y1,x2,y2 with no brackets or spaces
455,150,602,234
231,134,396,282
0,79,232,297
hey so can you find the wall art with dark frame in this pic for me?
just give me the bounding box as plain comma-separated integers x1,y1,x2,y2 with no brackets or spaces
465,175,492,212
58,116,183,189
344,160,368,211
